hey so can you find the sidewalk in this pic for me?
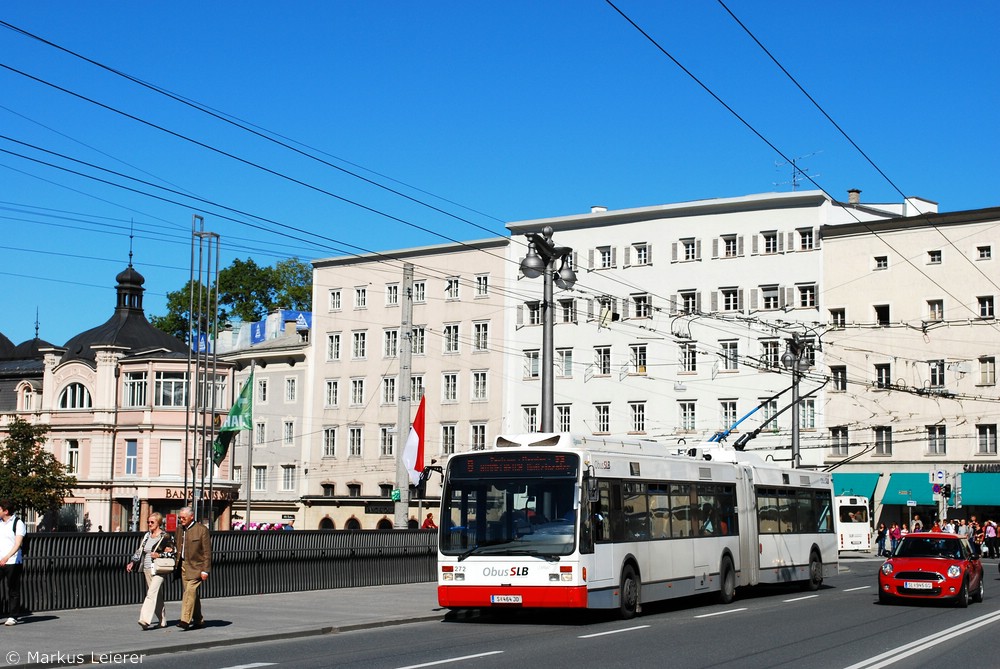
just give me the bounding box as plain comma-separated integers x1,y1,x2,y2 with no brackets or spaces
1,581,443,667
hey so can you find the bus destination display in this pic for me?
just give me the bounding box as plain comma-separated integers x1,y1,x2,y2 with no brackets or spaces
454,453,578,478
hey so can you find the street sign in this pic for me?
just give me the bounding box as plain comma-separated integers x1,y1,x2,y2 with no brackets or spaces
898,490,911,496
906,500,917,507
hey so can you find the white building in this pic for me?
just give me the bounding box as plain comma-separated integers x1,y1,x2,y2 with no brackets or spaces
504,190,913,467
306,238,509,529
822,205,1000,526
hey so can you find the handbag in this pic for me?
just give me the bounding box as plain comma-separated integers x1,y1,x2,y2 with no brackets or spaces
152,556,176,575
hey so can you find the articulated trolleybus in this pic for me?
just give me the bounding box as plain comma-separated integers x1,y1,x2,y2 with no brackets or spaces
437,433,837,618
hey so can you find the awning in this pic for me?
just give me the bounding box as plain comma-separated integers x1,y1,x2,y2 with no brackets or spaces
881,473,935,505
832,473,881,499
959,473,1000,506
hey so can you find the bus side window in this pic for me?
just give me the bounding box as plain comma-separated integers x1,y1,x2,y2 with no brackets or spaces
593,481,612,543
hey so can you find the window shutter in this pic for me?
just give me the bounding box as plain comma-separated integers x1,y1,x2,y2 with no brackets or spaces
611,247,617,267
516,304,523,326
778,234,784,253
712,238,719,259
588,249,594,270
738,236,744,256
814,228,822,249
787,232,795,251
671,242,678,263
695,240,702,260
695,291,702,312
750,289,759,310
622,299,630,319
671,294,680,314
751,235,759,255
647,245,653,264
779,287,786,309
587,298,594,320
785,287,795,307
623,246,631,267
711,291,719,312
738,288,745,312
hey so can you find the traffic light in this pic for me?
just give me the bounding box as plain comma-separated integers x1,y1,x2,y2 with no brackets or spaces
942,483,952,500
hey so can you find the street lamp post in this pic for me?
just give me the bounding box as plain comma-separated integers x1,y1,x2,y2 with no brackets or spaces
781,335,808,469
519,226,577,432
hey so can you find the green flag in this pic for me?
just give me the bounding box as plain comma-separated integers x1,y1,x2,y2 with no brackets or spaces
213,372,253,466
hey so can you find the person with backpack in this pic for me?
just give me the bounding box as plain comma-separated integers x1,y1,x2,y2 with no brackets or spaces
0,499,26,626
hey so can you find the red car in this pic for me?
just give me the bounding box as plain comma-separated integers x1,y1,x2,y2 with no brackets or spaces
878,532,984,607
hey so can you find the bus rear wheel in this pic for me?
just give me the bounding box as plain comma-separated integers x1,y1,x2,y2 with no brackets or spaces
619,565,640,620
718,556,736,604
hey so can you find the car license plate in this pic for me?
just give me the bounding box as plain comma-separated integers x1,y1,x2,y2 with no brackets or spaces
904,581,933,590
491,595,522,604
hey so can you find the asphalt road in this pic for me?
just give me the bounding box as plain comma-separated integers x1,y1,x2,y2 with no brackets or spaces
131,558,1000,669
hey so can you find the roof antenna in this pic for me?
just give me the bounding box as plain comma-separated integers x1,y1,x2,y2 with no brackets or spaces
34,307,40,339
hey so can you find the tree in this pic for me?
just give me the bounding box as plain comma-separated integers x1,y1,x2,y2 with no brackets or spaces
150,257,313,335
149,279,211,341
0,418,77,519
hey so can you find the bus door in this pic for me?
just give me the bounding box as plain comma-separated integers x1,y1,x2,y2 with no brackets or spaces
589,480,617,586
737,465,759,587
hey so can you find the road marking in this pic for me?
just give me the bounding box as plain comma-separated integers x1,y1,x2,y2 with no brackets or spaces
783,594,819,602
694,607,747,618
397,651,504,669
843,586,870,592
219,664,276,669
843,609,1000,669
578,625,650,638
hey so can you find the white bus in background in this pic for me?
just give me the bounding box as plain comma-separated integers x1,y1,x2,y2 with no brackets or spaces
437,433,837,618
835,495,872,552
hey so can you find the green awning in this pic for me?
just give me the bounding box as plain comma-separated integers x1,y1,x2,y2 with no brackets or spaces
881,473,935,505
832,473,881,499
959,473,1000,506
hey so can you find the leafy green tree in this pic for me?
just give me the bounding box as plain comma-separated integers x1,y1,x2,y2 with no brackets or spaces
274,258,312,311
0,418,77,519
151,257,312,335
217,258,278,323
149,279,211,341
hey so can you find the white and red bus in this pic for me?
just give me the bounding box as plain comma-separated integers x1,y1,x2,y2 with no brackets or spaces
835,495,872,552
437,433,837,618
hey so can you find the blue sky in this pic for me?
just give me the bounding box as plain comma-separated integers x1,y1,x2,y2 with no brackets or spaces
2,2,998,346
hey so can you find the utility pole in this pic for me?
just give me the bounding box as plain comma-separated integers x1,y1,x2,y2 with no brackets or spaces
394,264,414,528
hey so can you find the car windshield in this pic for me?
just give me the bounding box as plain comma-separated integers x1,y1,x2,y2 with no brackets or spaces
895,536,964,560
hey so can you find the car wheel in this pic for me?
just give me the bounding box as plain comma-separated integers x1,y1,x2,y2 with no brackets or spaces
956,579,970,608
878,590,892,605
619,565,640,620
973,577,985,603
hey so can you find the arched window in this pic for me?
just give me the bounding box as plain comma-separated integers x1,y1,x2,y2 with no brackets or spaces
376,518,393,530
319,517,335,530
345,517,362,530
58,383,92,409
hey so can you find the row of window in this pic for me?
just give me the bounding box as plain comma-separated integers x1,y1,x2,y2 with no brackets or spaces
328,274,491,311
317,423,488,459
829,295,996,326
871,245,991,270
520,401,650,434
829,357,996,392
232,464,298,492
669,229,819,264
58,373,229,410
829,424,999,456
325,322,490,362
320,370,488,409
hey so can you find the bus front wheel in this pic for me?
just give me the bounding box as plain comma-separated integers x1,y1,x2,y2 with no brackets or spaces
619,565,640,619
718,556,736,604
803,551,823,591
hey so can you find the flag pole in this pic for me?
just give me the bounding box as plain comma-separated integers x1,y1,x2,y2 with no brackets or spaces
246,360,255,528
394,264,414,529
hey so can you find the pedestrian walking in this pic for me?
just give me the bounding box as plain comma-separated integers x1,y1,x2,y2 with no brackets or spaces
875,523,888,557
127,512,174,629
889,523,902,554
985,520,997,559
175,506,211,630
0,500,25,626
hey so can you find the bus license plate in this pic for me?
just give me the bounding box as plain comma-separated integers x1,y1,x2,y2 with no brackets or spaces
904,581,933,590
491,595,522,604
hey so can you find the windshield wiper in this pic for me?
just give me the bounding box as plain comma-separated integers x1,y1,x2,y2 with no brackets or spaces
457,540,511,561
503,550,561,562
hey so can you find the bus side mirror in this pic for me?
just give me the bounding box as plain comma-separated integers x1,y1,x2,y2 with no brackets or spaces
583,471,599,503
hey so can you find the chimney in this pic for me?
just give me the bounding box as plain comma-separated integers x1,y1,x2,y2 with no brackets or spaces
591,205,607,214
847,189,861,205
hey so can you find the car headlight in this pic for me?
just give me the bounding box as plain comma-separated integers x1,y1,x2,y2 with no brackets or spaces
947,565,961,579
881,563,894,575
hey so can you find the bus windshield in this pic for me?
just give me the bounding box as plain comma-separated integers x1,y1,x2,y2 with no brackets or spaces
440,477,578,558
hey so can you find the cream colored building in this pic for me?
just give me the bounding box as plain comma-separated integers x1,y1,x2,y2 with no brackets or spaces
504,190,913,467
822,205,1000,526
306,238,509,529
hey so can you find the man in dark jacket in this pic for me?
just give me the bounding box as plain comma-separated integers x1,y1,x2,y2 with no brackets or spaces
175,506,211,629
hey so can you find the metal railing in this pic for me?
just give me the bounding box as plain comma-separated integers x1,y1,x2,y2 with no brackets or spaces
1,530,437,613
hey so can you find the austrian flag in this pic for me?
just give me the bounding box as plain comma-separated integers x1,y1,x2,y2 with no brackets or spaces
403,395,426,486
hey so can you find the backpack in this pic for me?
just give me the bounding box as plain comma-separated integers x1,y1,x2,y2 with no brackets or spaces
15,517,27,559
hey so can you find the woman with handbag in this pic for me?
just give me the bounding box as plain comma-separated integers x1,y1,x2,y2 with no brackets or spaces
125,512,175,630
